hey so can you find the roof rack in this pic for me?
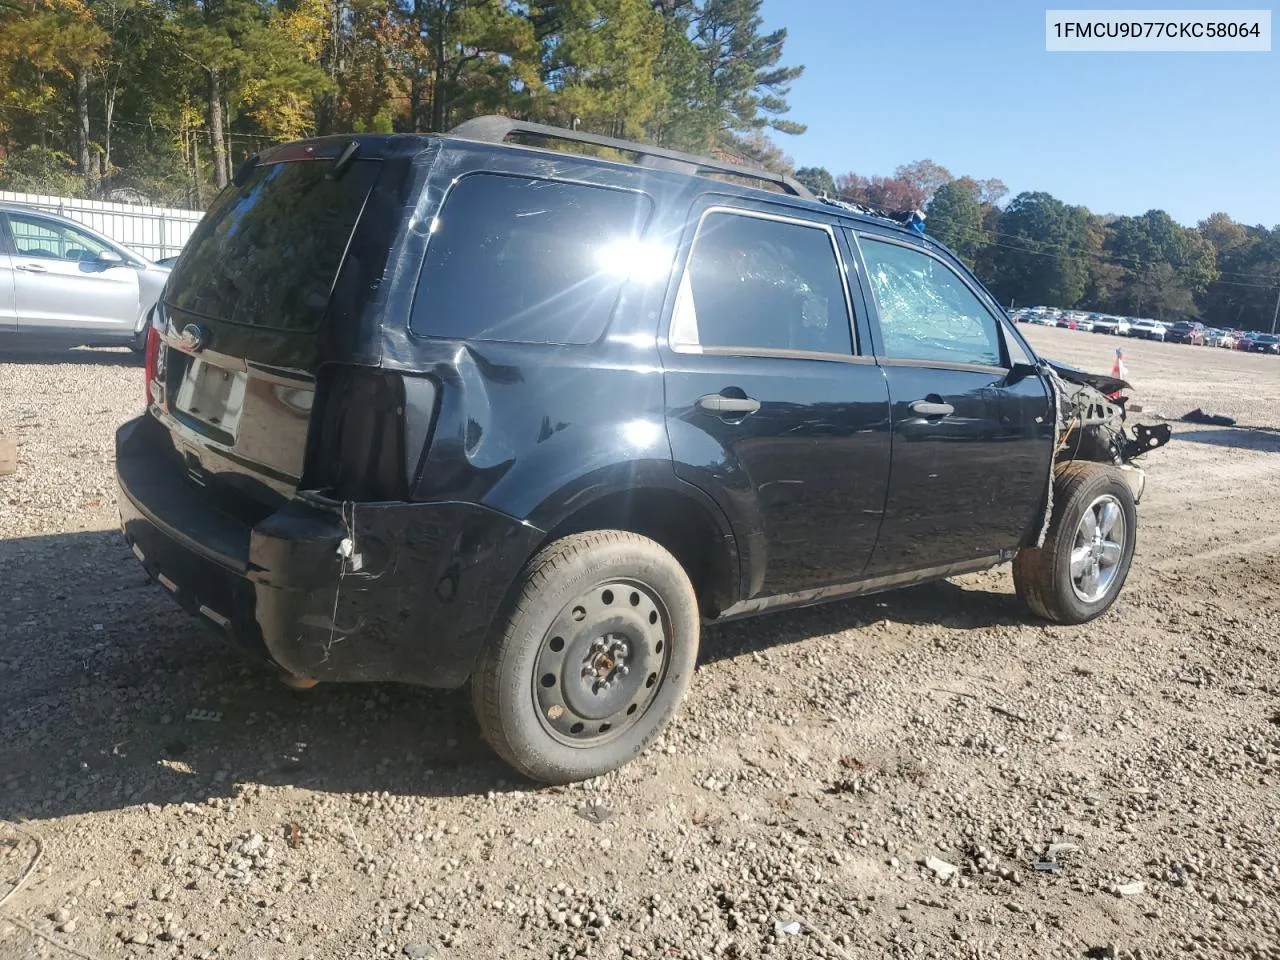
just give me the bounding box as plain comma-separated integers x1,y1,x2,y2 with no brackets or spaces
447,115,813,200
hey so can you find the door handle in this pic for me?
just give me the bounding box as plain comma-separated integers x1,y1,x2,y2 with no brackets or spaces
15,263,48,273
909,399,954,418
697,394,761,416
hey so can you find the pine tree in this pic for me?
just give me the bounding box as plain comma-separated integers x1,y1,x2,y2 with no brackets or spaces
690,0,804,147
536,0,664,138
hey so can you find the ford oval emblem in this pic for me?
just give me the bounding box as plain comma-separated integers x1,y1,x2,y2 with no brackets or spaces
178,324,207,353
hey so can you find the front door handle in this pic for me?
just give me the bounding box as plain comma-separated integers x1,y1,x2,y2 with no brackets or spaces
909,399,954,418
697,394,761,416
15,263,48,273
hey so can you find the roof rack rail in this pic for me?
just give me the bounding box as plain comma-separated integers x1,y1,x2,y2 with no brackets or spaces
447,115,813,199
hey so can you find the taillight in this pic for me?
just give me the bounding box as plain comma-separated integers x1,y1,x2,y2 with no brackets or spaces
144,324,161,408
301,367,406,501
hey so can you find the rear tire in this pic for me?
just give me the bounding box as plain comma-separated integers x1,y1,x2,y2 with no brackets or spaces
1013,462,1137,624
471,531,700,784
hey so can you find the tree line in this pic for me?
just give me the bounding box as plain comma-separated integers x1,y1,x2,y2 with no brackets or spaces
2,0,1275,330
0,0,802,204
795,163,1279,332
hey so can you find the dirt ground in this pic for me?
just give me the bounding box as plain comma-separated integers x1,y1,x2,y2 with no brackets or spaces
2,327,1279,960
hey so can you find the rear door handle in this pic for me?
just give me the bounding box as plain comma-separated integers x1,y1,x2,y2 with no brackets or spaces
697,394,761,416
15,263,48,273
909,399,954,418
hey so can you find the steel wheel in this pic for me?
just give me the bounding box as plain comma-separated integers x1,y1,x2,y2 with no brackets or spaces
1070,493,1125,603
532,578,671,746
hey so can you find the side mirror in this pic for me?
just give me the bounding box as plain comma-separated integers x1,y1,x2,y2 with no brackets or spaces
96,250,125,266
1003,361,1040,386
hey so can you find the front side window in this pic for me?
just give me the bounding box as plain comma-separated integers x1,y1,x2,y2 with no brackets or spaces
411,174,653,345
8,214,113,262
859,236,1003,367
671,210,853,356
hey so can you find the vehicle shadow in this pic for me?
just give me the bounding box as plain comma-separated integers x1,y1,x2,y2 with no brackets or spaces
0,529,522,823
0,528,1024,822
0,347,141,366
700,576,1025,665
1174,427,1280,453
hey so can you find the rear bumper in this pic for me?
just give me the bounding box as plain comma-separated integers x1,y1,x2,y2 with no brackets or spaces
115,415,544,687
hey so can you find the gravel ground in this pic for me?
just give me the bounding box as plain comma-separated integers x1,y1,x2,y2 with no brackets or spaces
2,330,1279,960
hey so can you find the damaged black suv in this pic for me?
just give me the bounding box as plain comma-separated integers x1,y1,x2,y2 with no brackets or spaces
116,118,1169,783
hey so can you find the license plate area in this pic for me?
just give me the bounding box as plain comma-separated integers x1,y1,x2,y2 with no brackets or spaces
172,356,247,443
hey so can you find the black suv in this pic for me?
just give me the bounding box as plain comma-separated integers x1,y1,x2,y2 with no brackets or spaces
116,118,1168,783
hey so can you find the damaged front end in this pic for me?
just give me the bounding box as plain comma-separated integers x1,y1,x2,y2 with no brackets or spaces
1044,360,1171,501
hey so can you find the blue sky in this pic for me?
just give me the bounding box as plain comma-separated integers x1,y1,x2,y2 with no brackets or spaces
763,1,1278,227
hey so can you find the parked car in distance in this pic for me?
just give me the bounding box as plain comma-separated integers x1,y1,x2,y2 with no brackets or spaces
0,204,171,350
114,117,1169,783
1091,316,1131,336
1243,333,1280,354
1166,321,1206,345
1129,319,1167,341
1203,328,1227,347
1218,331,1239,349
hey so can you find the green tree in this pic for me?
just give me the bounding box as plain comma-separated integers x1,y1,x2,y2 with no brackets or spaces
927,178,985,264
691,0,804,150
988,192,1091,308
1196,214,1279,330
0,0,107,190
0,144,87,195
645,4,714,150
794,165,835,196
394,0,537,133
536,0,663,138
87,0,162,186
1104,209,1218,319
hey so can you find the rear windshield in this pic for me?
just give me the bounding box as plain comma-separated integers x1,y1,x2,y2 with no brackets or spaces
166,159,379,331
410,173,652,345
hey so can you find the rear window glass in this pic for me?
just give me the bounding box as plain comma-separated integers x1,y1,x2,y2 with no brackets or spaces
166,159,378,331
410,173,652,345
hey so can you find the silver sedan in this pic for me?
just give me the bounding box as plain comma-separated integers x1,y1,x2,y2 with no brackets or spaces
0,204,171,350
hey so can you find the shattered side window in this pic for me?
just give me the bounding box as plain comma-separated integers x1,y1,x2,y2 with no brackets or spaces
859,237,1003,367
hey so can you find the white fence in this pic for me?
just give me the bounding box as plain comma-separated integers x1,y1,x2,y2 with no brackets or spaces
0,191,203,261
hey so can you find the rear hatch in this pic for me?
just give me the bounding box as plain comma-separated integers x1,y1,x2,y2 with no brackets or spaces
150,142,390,519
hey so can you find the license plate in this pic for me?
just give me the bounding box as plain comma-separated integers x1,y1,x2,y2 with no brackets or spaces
173,358,247,437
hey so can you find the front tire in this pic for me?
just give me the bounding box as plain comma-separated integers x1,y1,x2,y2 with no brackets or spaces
471,531,700,784
1013,462,1137,624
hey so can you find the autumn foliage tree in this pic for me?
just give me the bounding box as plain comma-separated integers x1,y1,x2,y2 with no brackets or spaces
0,0,807,204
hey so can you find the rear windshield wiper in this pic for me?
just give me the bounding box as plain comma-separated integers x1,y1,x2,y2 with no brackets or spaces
329,140,360,181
